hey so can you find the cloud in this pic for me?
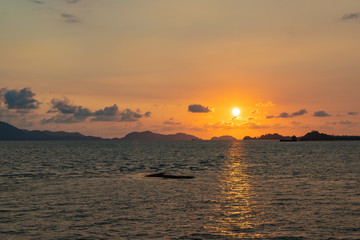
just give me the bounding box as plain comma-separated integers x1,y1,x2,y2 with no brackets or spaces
270,109,308,119
339,120,353,125
163,118,181,125
30,0,81,24
43,98,151,124
48,98,92,118
0,88,40,111
66,0,80,3
92,105,151,122
313,111,331,117
277,112,291,118
278,109,307,118
188,104,212,113
61,13,80,23
42,98,92,123
291,109,307,117
348,112,358,116
32,0,44,4
342,13,360,21
327,120,355,126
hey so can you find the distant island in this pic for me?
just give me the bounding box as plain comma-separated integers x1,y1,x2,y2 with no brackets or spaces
0,121,102,141
300,131,360,141
243,131,360,141
0,121,200,141
1,121,359,141
211,135,237,141
243,133,289,140
116,131,201,141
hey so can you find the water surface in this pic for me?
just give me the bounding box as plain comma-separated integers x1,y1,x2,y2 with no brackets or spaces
0,140,359,239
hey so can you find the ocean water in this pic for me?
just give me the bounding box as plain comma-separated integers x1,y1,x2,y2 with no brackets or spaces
0,140,359,239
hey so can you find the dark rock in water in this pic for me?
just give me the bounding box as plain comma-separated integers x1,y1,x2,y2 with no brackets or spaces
145,172,194,179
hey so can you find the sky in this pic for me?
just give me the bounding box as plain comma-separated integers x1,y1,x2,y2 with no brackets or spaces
1,0,359,139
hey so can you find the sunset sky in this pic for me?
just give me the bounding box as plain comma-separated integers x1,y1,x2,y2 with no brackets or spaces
1,0,359,139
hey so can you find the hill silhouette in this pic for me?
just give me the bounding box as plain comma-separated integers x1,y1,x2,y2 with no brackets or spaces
0,121,102,141
120,131,201,141
243,131,360,141
211,135,237,141
300,131,360,141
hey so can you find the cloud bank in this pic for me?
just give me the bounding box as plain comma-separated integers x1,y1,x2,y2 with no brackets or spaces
188,104,212,113
42,98,151,124
342,13,360,21
0,88,40,111
266,109,308,119
313,110,331,117
92,105,151,122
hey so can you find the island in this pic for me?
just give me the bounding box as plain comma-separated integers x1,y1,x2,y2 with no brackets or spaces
211,135,237,141
243,131,360,141
118,131,201,141
1,121,360,141
243,133,290,140
0,121,201,141
0,121,101,141
300,131,360,141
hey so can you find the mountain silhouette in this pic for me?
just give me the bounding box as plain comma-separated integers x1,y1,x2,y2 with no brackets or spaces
0,121,102,141
120,131,201,141
211,135,237,141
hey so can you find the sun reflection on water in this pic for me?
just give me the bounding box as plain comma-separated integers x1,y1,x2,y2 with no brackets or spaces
208,141,262,239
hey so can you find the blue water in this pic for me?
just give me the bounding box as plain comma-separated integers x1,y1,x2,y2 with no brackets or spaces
0,140,359,239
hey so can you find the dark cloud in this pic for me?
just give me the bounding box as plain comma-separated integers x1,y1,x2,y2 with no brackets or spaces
43,98,151,124
92,105,151,122
61,13,80,23
48,98,92,118
33,0,44,4
313,111,331,117
342,13,360,20
291,109,307,117
327,120,354,126
42,98,92,124
348,112,358,115
163,118,181,125
1,88,40,111
265,115,274,119
30,0,81,24
41,115,85,124
277,112,291,118
276,109,307,118
339,120,353,125
188,104,212,113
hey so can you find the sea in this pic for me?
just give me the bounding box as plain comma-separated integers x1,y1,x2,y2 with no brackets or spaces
0,140,359,240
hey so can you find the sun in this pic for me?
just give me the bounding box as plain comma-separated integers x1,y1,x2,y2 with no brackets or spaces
232,107,241,117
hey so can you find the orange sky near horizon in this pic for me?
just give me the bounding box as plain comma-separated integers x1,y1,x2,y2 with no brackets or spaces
0,0,359,139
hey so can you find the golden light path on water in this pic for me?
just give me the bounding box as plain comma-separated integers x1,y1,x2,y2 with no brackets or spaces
208,141,263,238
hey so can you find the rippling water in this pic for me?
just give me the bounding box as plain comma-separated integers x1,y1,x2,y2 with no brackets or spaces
0,140,359,239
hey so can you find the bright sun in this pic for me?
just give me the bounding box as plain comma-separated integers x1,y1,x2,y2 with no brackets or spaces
232,107,241,117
